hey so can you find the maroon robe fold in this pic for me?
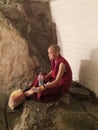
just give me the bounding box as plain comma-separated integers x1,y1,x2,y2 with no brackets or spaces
31,55,72,102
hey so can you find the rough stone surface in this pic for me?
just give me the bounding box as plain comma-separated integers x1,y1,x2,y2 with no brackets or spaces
0,0,52,4
0,1,57,93
5,91,98,130
69,82,91,100
0,93,8,130
0,84,98,130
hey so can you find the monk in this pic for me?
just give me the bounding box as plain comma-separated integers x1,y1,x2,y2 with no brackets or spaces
24,44,72,102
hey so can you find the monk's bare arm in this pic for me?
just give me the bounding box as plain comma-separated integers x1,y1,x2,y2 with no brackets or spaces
45,62,66,88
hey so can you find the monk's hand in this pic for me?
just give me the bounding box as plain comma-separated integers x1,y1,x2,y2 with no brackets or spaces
44,82,51,89
31,87,38,92
36,85,46,93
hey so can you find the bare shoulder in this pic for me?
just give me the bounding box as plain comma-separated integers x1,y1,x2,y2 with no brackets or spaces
59,62,66,72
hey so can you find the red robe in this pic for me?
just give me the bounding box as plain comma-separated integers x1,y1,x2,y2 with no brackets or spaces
31,55,72,102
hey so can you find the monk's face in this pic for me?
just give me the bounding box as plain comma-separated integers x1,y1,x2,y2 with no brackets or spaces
48,47,58,60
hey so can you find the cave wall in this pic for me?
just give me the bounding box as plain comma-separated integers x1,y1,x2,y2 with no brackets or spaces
0,1,57,93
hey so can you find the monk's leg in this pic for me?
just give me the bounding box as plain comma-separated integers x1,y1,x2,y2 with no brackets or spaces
42,87,61,96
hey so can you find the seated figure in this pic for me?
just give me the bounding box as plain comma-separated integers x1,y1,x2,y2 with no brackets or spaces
24,44,72,102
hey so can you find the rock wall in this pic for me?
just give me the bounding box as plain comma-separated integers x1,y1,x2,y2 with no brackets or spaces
0,1,57,93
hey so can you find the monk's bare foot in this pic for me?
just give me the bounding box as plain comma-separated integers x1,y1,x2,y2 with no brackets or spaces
24,89,35,97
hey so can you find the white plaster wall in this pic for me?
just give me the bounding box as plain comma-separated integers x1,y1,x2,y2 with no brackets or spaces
50,0,98,97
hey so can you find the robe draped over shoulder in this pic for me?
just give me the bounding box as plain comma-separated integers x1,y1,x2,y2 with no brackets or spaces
32,55,72,102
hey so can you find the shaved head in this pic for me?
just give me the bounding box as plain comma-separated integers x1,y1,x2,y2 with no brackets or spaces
48,44,60,53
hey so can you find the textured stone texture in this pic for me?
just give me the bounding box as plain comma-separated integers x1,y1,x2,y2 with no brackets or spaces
6,92,98,130
0,1,57,93
0,93,8,130
0,84,98,130
0,0,52,4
